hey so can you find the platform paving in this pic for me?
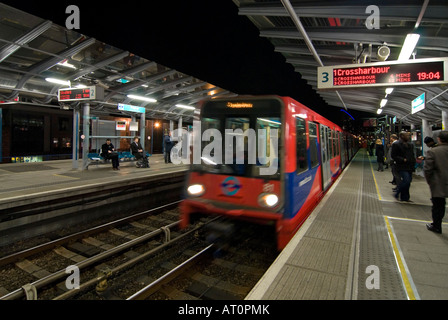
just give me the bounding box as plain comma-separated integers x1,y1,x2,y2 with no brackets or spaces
0,154,188,203
246,149,448,300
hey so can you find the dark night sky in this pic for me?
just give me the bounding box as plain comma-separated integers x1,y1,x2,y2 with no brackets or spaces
2,0,374,125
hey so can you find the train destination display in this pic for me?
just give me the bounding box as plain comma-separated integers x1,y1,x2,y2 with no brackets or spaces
318,57,448,90
58,86,103,102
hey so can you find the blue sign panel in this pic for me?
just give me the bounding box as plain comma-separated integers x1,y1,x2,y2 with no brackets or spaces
118,103,146,114
411,92,425,114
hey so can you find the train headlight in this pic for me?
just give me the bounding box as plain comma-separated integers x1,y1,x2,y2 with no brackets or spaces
258,193,279,208
187,184,205,196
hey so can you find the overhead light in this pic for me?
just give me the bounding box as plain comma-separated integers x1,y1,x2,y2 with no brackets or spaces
398,33,420,61
57,60,77,69
385,88,394,95
127,94,157,103
175,104,195,110
45,78,71,86
75,84,87,88
380,99,388,108
377,108,383,114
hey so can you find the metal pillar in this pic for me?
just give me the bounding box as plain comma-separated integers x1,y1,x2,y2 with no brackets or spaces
72,106,80,169
82,103,90,170
170,120,174,134
442,110,448,131
140,112,145,149
130,115,136,138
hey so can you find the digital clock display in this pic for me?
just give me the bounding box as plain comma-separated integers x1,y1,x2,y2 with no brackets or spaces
318,58,448,90
58,87,95,101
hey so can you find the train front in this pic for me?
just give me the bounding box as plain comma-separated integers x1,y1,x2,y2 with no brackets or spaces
180,97,285,245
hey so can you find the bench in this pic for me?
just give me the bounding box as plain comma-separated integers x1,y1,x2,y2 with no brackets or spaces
86,151,151,169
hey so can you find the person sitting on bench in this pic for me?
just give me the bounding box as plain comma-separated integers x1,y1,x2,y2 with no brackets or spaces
101,139,120,170
131,136,150,168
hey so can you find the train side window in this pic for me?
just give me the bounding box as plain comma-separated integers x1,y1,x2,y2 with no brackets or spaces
328,129,333,158
309,122,319,168
296,117,308,174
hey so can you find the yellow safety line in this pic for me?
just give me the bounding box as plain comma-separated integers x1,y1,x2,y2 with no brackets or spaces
369,157,382,201
384,216,418,300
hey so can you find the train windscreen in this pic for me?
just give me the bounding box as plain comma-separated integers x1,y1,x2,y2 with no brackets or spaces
192,99,282,179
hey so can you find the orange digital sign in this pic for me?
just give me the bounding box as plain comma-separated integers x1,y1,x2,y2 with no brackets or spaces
226,102,253,109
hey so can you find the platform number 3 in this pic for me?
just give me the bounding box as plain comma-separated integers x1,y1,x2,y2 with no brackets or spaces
321,72,329,83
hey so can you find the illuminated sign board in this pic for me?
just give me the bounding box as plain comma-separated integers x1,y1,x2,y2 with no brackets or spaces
226,102,253,109
318,58,448,90
58,86,99,101
116,121,127,131
117,103,146,114
411,92,425,114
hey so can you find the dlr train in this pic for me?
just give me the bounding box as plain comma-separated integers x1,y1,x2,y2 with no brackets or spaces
180,96,358,250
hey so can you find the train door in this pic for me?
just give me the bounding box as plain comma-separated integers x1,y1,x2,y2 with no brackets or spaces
319,124,332,190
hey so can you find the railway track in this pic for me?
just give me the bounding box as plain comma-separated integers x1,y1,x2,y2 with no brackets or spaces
126,222,279,301
0,201,201,300
0,203,278,300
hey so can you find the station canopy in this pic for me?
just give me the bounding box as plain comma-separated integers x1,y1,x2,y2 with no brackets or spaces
0,3,235,122
233,0,448,125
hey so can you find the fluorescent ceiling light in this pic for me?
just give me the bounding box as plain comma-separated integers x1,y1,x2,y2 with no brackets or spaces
45,78,70,86
398,33,420,61
57,60,76,69
175,104,195,110
127,94,157,103
377,108,383,114
385,88,394,95
380,99,388,108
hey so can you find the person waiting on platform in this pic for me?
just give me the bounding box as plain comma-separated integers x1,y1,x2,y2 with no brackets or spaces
391,132,416,202
131,136,150,168
164,131,173,164
375,139,385,172
101,139,120,170
423,131,448,234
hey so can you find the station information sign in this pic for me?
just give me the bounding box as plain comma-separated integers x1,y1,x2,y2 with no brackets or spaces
58,86,99,102
317,58,448,90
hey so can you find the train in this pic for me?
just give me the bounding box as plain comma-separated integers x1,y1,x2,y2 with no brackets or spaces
180,96,359,250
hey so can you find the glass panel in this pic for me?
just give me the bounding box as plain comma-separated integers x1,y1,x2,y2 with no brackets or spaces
309,122,319,168
296,117,308,174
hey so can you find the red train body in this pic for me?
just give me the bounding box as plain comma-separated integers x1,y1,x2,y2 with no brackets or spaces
180,96,358,250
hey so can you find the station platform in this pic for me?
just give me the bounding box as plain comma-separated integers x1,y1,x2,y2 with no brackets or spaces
0,155,189,245
0,155,188,203
247,149,448,300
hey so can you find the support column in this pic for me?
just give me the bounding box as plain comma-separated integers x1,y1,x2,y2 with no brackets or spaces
130,115,136,138
140,112,145,149
442,110,448,131
72,106,80,169
170,120,174,134
82,103,90,171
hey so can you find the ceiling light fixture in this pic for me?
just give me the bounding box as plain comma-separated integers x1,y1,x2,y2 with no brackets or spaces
175,104,195,110
398,33,420,61
45,78,71,86
127,94,157,103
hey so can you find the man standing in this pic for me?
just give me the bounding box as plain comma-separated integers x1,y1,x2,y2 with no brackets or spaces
423,131,448,234
391,132,415,202
388,134,400,188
